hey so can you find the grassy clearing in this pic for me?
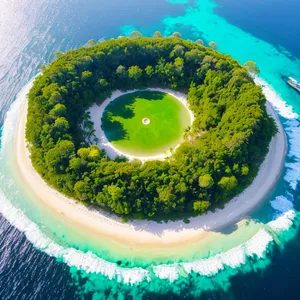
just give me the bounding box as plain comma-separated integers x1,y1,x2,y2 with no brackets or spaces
102,91,191,156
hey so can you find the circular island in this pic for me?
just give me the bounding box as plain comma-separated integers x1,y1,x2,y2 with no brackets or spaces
25,36,277,219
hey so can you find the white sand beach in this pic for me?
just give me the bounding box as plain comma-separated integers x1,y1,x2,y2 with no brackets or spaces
88,88,194,162
15,97,286,246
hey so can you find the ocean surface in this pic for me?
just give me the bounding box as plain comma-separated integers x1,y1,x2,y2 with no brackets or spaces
0,0,300,299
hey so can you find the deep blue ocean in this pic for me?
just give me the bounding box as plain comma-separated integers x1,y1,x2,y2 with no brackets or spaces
1,0,300,299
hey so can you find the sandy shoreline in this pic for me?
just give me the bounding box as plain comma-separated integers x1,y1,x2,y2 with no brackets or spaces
15,98,286,246
88,88,194,162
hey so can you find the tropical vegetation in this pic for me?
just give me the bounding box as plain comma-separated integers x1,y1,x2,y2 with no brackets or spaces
26,36,276,218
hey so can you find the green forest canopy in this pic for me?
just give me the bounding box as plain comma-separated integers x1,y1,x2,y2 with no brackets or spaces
26,36,276,218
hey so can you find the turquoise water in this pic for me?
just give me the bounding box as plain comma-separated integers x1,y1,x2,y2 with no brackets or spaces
0,0,300,298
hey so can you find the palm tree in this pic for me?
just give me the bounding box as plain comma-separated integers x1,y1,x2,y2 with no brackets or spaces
209,41,218,51
84,39,97,48
172,32,182,38
54,50,64,58
130,30,143,38
195,39,204,46
183,126,191,139
153,31,163,38
81,112,97,144
87,128,96,144
244,61,260,75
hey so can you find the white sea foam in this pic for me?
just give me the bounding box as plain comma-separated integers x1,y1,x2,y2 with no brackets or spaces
0,81,32,151
0,189,150,284
284,119,300,160
254,77,298,119
267,210,296,232
219,246,246,268
244,229,273,258
255,78,300,194
271,196,294,213
155,229,273,280
0,179,286,285
283,118,300,189
153,264,180,282
284,162,300,190
4,174,275,284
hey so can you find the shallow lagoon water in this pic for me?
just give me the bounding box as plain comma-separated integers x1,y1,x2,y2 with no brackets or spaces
1,0,300,299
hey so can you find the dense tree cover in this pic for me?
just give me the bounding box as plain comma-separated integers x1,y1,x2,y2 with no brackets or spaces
26,37,276,218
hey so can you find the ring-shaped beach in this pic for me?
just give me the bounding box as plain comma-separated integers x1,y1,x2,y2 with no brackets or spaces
89,89,194,160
